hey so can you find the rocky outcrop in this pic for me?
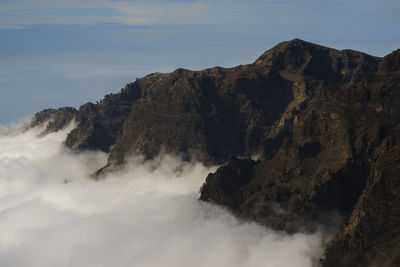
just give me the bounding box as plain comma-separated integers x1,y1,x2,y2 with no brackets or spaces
64,85,140,152
30,107,77,135
31,39,400,266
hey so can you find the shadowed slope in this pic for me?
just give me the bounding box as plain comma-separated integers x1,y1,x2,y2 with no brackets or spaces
31,40,400,266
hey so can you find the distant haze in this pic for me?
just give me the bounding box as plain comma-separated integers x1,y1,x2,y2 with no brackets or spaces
0,0,399,123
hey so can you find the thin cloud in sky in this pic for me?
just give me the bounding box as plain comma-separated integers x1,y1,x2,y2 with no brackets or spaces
0,0,207,27
0,8,120,28
0,0,305,28
4,0,398,30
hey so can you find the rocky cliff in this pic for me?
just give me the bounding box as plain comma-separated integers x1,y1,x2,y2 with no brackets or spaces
31,39,400,266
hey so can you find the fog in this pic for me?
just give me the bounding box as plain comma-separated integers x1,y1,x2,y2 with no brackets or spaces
0,122,324,267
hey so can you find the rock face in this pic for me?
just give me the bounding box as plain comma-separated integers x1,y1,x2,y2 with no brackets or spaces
201,46,400,266
322,50,400,267
32,39,400,266
107,65,294,165
30,107,77,135
64,87,140,152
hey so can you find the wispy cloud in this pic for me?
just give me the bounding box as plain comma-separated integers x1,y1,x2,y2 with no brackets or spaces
0,0,210,28
0,0,303,28
1,0,399,29
0,7,121,28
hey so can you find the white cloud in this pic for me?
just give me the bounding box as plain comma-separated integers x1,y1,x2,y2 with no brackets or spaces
0,120,325,267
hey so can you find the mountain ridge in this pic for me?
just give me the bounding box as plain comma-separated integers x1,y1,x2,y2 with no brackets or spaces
31,39,400,266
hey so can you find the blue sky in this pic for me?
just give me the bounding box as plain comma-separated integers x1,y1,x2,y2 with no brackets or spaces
0,0,399,123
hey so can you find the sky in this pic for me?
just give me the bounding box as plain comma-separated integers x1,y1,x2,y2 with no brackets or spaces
0,0,399,123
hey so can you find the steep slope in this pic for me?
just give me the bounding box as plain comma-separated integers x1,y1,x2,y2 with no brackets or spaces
107,65,294,165
31,39,400,266
322,50,400,267
200,47,400,265
30,107,77,134
37,42,304,165
200,39,380,230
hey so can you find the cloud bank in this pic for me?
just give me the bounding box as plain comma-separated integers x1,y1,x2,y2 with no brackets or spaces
0,122,324,267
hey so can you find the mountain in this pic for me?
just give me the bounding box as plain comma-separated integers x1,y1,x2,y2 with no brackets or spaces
31,39,400,266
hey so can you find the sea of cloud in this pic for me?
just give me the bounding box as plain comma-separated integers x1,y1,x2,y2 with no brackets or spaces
0,121,324,267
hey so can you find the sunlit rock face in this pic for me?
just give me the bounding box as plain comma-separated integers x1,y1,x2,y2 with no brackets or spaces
31,40,400,266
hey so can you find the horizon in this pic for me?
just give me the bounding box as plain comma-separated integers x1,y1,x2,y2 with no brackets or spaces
1,0,399,123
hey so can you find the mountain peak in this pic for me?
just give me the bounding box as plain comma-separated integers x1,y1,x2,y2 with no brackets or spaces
253,38,333,67
272,38,331,51
279,38,316,46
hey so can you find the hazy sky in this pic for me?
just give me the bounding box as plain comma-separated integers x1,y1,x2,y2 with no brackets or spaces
0,0,399,123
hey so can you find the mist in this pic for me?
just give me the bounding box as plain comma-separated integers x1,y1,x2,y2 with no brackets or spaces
0,122,324,267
